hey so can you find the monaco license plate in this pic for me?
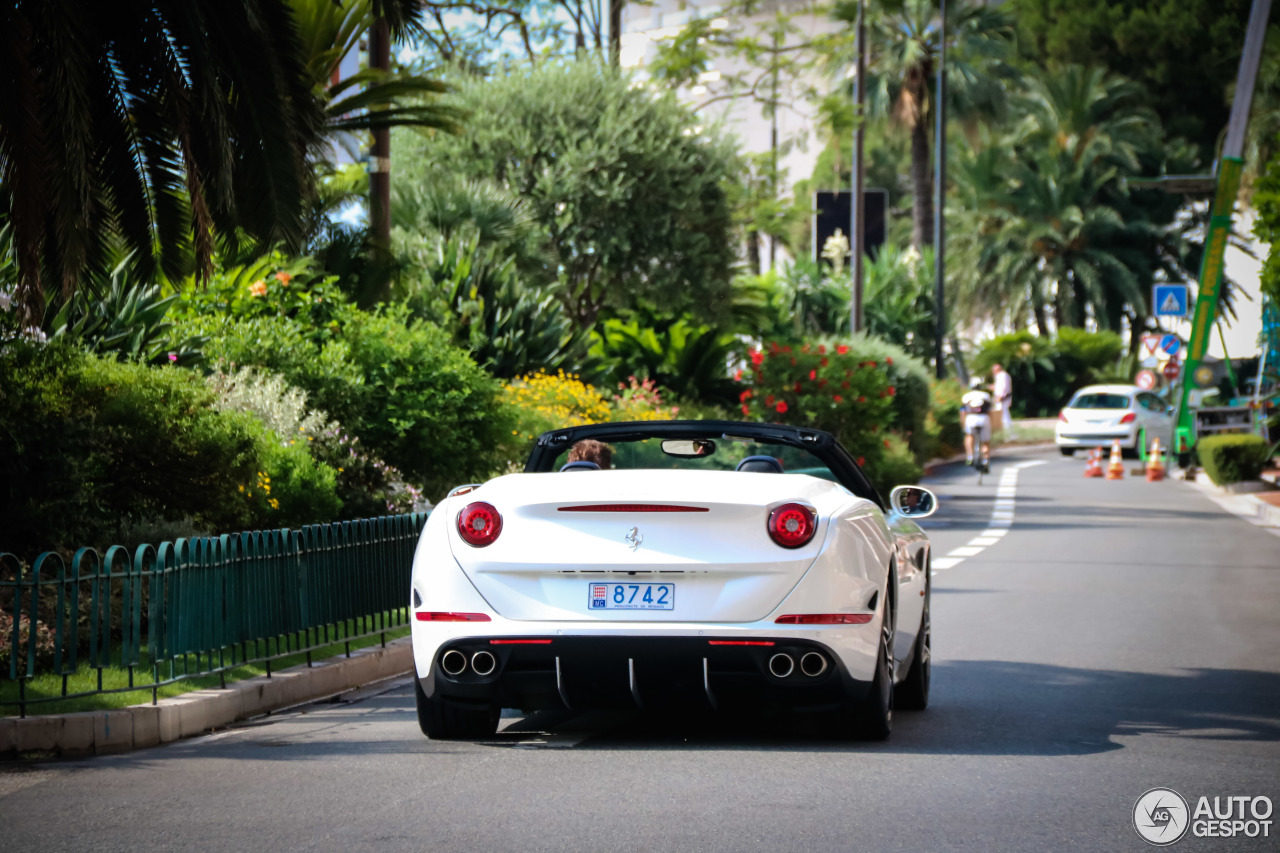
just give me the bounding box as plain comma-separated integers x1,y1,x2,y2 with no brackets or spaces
589,582,674,611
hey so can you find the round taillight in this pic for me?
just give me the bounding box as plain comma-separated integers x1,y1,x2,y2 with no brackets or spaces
457,501,502,547
768,503,817,549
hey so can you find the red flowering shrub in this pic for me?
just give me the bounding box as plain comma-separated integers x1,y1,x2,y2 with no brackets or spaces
739,340,898,475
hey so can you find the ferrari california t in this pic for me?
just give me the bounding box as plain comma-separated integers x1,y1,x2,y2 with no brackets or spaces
409,420,936,740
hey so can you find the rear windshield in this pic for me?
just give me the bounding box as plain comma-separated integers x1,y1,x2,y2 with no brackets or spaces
553,437,838,482
1068,393,1131,410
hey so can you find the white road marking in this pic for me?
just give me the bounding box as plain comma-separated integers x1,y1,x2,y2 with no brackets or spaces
932,459,1043,574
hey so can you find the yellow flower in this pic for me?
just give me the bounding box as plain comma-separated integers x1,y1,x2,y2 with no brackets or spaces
249,280,267,297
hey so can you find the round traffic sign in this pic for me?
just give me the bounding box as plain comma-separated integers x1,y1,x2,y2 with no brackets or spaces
1159,334,1181,356
1194,365,1215,387
1162,361,1181,380
1135,369,1157,390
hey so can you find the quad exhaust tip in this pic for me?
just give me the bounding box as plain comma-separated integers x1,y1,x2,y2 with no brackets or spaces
768,653,795,678
471,650,497,677
800,652,828,677
440,649,468,676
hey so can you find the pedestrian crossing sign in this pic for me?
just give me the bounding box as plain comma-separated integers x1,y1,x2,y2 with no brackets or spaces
1153,284,1189,317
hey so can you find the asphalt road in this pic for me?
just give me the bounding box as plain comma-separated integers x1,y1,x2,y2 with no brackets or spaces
3,446,1278,853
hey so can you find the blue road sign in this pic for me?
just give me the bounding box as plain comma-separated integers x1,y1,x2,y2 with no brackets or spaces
1160,334,1181,357
1153,284,1189,317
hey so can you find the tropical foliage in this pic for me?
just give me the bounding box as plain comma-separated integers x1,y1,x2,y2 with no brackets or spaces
948,65,1201,344
971,327,1126,417
394,61,740,331
0,0,324,322
831,0,1018,248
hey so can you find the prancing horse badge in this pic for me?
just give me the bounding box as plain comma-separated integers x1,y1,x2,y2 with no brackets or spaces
625,526,643,551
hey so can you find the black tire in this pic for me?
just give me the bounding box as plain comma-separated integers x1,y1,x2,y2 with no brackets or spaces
414,677,500,740
854,589,895,740
896,581,930,711
1122,430,1144,460
1059,447,1075,457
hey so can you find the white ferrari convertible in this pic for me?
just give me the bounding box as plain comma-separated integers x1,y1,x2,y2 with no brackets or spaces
409,420,936,740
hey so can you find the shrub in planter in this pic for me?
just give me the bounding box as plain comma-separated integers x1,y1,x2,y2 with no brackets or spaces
193,305,510,500
1198,434,1273,486
0,340,265,557
246,439,342,528
208,368,421,518
831,335,931,458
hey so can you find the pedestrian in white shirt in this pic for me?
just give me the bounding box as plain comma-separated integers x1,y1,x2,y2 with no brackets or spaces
991,363,1013,433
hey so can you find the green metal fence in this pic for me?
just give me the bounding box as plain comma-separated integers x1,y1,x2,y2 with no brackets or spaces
1,512,428,717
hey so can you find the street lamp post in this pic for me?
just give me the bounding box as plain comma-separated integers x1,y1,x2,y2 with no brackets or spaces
849,0,866,334
933,0,947,379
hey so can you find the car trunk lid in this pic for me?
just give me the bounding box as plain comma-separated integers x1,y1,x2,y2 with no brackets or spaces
447,471,848,623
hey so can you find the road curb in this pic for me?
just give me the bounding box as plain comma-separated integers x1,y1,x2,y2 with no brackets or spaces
0,637,413,759
1181,474,1280,530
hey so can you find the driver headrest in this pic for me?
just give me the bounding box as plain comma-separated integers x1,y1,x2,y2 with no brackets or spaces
736,455,783,474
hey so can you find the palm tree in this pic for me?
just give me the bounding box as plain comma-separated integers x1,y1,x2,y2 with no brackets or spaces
289,0,462,158
0,0,425,323
950,65,1201,347
841,0,1016,248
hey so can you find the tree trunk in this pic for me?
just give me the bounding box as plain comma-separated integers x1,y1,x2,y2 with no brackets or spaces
1033,299,1050,337
364,15,393,307
747,229,761,276
909,116,933,249
609,0,624,65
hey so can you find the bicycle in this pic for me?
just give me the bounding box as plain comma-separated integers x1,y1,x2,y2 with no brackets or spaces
967,422,990,485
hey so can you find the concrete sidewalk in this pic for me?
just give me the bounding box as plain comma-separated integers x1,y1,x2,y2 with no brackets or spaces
1183,470,1280,535
1,637,413,759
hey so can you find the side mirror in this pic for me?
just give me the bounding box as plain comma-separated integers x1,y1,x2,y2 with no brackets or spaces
888,486,937,519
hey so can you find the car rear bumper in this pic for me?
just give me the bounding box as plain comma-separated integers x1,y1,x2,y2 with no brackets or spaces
418,635,873,714
1055,425,1138,449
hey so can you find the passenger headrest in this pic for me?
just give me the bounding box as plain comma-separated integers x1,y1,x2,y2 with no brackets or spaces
736,455,783,473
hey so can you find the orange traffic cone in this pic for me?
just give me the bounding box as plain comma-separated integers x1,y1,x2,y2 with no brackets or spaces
1083,447,1105,478
1105,439,1125,480
1146,438,1166,482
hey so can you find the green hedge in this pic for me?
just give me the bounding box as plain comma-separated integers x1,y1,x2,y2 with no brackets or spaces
184,302,512,500
0,340,341,559
1198,434,1273,486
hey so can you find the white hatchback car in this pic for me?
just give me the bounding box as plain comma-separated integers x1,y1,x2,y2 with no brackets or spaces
1055,384,1175,458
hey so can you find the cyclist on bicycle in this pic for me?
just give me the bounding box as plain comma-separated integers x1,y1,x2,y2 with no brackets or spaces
961,376,993,473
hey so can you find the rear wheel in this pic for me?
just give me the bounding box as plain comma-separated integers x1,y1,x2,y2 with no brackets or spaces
414,677,500,740
896,583,930,711
1059,447,1075,457
854,593,895,740
1123,430,1145,460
